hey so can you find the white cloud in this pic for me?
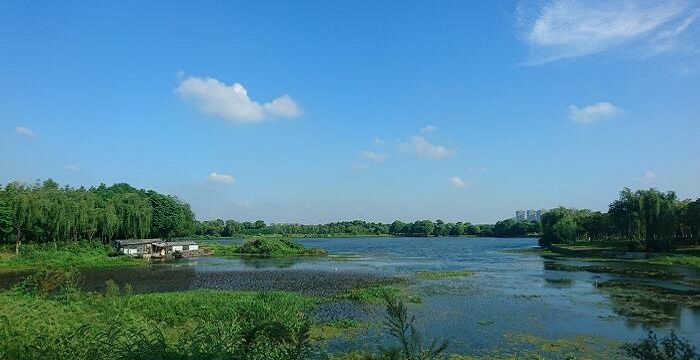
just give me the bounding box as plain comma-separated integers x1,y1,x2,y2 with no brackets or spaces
398,136,454,159
176,75,301,123
64,164,81,172
359,150,389,163
420,124,438,133
238,200,251,209
16,126,37,138
519,0,696,64
636,170,657,184
568,102,621,123
374,137,385,145
448,176,468,188
208,172,235,185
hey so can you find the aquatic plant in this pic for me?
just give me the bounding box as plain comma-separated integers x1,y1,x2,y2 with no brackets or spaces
416,269,474,280
377,295,448,360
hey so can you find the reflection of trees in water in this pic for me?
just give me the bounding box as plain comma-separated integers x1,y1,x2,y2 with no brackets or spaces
79,265,197,294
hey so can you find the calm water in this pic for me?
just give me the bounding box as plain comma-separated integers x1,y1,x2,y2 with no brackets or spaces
3,237,699,355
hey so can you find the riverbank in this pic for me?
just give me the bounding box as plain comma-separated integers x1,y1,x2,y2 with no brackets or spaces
0,238,328,270
546,243,700,268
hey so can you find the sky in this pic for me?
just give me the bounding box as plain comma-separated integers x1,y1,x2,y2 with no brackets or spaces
1,0,699,224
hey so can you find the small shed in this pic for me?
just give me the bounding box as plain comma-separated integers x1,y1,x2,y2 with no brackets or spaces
166,241,199,253
115,239,162,256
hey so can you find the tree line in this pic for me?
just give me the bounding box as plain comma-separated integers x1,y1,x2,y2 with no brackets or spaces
540,188,700,251
193,217,540,238
0,180,543,253
0,180,195,253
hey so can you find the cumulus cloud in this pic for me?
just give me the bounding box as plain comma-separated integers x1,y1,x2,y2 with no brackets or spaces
636,170,657,184
64,164,81,172
359,150,389,163
420,124,438,133
568,102,621,123
373,137,385,145
518,0,697,64
176,75,301,123
448,176,468,188
398,136,454,159
208,172,235,185
16,126,37,138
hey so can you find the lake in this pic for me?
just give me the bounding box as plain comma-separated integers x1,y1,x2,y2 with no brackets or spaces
3,236,699,356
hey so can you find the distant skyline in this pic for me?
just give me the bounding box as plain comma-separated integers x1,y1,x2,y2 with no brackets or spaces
1,0,699,223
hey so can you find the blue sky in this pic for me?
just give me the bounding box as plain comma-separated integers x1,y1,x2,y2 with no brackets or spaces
1,0,699,223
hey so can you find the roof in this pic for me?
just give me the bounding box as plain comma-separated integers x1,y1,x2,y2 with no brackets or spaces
115,238,162,246
166,241,198,246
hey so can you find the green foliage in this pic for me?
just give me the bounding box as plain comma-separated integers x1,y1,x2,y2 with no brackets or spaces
0,285,316,360
237,237,327,256
0,180,195,252
376,295,448,360
540,187,700,251
342,285,399,303
622,328,699,360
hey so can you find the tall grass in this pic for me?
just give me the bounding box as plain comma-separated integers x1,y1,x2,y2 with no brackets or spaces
0,268,318,360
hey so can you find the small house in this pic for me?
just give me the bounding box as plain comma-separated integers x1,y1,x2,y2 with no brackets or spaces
114,239,199,258
115,239,162,256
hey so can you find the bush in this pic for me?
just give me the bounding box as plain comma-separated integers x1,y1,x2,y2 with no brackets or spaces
237,237,327,257
622,328,699,360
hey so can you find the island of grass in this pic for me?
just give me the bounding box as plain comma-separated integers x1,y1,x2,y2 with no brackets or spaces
202,237,327,257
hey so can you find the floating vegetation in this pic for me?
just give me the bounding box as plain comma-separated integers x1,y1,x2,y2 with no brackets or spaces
416,269,475,280
598,280,700,323
310,319,366,341
204,237,327,257
448,333,623,359
545,277,574,285
512,294,541,300
340,285,400,303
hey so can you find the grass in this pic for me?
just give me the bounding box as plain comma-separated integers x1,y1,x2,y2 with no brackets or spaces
416,269,475,280
547,243,700,268
340,285,400,303
0,242,141,269
202,237,327,257
0,268,316,360
638,254,700,267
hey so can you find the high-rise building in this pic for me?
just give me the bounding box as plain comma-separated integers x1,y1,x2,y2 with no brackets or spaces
526,209,537,222
515,210,525,222
536,209,547,221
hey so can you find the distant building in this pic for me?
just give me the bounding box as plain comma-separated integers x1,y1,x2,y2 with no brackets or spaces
516,210,525,222
526,209,537,222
